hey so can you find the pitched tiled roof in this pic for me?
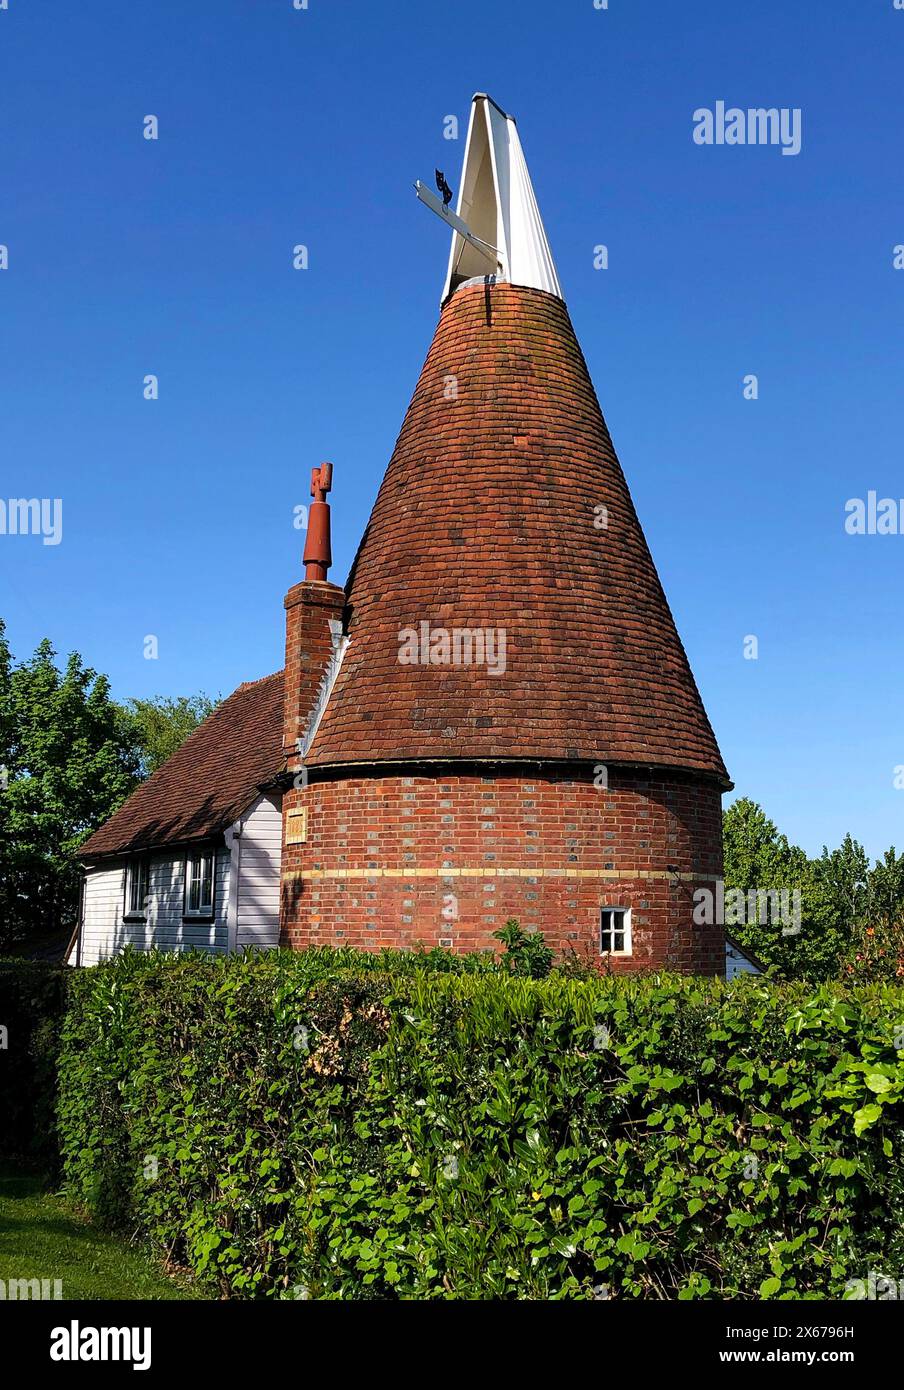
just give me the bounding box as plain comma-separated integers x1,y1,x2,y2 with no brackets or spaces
79,672,285,858
308,283,728,784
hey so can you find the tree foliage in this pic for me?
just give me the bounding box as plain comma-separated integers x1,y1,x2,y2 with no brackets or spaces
0,623,141,950
723,799,904,982
0,625,215,951
126,694,218,777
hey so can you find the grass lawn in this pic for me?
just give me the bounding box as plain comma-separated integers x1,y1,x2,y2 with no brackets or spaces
0,1165,204,1300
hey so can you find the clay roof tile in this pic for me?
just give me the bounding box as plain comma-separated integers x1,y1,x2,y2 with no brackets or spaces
308,283,728,784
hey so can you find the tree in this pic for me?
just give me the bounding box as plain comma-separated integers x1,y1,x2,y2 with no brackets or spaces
723,801,904,982
126,694,218,777
0,624,222,952
815,833,871,928
721,798,847,980
0,623,141,950
845,847,904,982
866,846,904,932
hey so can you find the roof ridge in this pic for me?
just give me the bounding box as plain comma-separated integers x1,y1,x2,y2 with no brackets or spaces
235,669,283,692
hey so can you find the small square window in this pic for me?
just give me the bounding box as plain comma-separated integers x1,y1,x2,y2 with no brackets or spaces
124,858,149,919
184,851,215,918
600,906,631,956
286,807,307,845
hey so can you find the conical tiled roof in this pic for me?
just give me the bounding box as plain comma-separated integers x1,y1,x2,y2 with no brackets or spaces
307,281,727,784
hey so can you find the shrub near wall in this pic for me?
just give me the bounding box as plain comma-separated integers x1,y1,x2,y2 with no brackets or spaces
0,959,66,1165
58,950,904,1299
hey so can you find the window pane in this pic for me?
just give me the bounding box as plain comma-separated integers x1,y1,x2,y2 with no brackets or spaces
128,861,147,915
601,908,628,954
186,855,213,913
188,860,199,912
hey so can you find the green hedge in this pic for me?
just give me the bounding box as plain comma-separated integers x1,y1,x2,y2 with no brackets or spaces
57,949,904,1299
0,959,66,1165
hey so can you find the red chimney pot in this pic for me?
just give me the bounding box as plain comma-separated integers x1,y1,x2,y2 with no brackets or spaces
303,462,333,581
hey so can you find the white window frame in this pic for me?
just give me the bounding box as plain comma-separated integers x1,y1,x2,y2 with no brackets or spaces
124,856,149,920
600,906,631,956
184,850,216,920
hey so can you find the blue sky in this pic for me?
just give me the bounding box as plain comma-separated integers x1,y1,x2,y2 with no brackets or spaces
1,0,902,860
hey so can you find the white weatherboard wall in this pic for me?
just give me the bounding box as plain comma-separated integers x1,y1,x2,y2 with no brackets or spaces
77,793,284,965
725,938,763,981
78,849,230,965
232,793,282,951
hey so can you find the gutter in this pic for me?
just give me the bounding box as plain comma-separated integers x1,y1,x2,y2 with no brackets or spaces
78,830,229,867
272,755,733,792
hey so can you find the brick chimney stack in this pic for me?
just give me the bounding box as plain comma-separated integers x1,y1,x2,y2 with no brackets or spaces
282,463,345,768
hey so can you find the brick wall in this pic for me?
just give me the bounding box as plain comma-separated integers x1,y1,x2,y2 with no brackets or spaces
280,765,724,974
282,580,345,761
